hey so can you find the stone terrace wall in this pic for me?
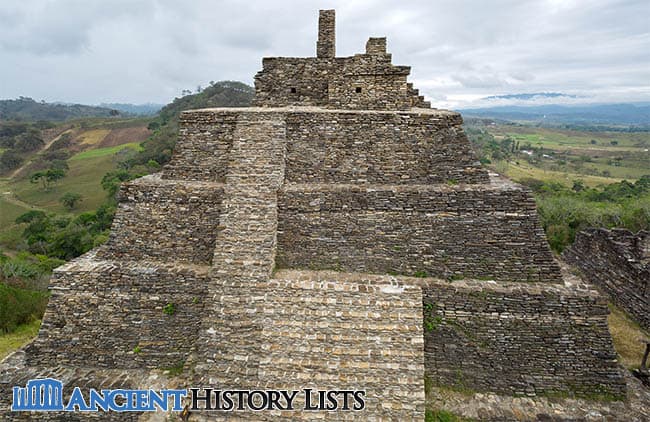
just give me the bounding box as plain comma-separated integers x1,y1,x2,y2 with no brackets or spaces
564,228,649,331
98,175,224,265
283,110,487,184
277,179,562,282
162,111,239,182
169,108,488,185
27,252,208,369
422,279,626,398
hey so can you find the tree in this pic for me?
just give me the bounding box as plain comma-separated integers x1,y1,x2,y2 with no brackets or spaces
14,129,44,152
30,168,66,190
572,180,585,192
60,192,82,210
101,169,138,199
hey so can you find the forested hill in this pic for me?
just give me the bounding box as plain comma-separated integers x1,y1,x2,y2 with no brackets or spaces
125,81,254,168
0,97,120,121
155,80,254,125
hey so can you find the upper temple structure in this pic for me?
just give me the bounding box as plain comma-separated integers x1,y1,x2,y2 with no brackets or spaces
0,9,633,421
253,9,430,110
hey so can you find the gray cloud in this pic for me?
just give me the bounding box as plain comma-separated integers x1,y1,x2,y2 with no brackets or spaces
0,0,648,109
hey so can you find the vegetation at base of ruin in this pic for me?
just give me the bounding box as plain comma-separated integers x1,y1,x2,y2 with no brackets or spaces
530,177,650,253
423,303,442,332
607,303,649,370
424,374,434,395
0,283,47,334
0,319,41,361
413,270,429,278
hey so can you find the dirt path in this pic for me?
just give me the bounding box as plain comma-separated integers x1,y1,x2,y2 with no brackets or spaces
9,127,74,179
1,190,45,212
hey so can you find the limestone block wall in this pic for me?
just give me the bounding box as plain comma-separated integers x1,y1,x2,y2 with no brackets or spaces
283,110,488,184
98,175,224,265
422,279,626,398
253,56,416,110
276,180,562,282
564,228,649,331
27,253,208,369
162,111,239,181
170,108,488,185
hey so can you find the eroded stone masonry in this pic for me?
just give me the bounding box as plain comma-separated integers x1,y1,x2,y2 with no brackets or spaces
0,9,629,421
565,228,649,331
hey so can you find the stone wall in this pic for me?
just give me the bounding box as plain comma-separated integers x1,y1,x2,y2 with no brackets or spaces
283,110,486,184
98,175,224,265
161,111,238,182
173,108,488,185
422,278,626,398
276,179,562,283
27,252,209,369
564,228,649,331
316,9,335,58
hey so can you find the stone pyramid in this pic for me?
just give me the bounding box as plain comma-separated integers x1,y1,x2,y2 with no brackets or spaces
1,9,625,421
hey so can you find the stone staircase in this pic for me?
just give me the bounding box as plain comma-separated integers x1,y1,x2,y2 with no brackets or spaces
257,272,425,419
192,116,287,388
188,115,426,420
407,82,431,108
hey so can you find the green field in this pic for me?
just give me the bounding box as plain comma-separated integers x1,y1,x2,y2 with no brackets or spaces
472,124,650,187
70,142,142,160
0,319,40,361
0,121,148,253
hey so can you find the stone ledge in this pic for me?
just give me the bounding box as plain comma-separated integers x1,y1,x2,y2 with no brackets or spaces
181,105,460,118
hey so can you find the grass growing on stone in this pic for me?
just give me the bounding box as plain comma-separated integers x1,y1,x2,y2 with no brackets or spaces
607,303,649,369
425,409,472,422
0,319,40,361
163,360,186,377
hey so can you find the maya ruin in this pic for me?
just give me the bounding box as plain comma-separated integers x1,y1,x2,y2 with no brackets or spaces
2,9,647,421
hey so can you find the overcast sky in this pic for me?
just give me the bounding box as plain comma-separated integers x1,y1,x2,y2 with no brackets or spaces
1,0,648,109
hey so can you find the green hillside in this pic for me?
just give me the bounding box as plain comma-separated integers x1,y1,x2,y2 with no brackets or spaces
127,81,254,168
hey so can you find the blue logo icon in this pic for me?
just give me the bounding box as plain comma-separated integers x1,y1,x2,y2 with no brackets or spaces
12,378,64,411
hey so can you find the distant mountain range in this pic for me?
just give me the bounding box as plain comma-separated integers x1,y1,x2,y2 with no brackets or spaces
482,92,578,101
460,103,650,127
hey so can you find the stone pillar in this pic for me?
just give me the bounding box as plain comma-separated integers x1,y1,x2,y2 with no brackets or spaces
366,37,387,55
317,9,335,58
